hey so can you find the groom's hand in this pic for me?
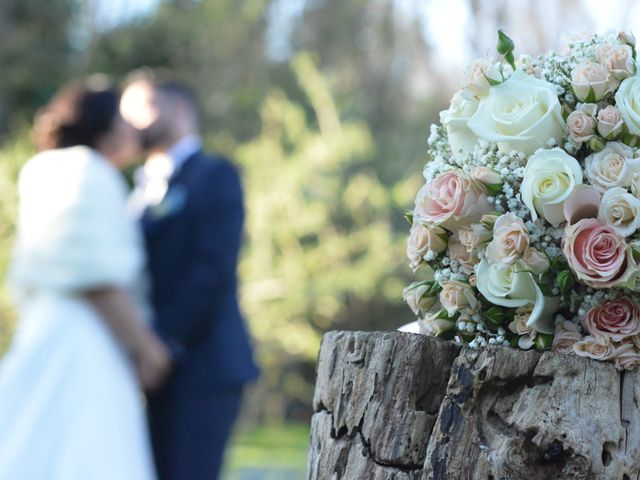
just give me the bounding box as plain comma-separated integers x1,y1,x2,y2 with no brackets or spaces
135,330,174,391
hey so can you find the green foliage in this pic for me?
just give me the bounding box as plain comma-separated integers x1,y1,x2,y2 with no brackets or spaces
0,130,34,353
237,54,418,417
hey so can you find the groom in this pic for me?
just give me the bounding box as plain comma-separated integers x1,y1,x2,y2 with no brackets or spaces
120,72,259,480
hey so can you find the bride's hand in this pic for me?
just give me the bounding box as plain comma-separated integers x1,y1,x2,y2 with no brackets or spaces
134,330,174,391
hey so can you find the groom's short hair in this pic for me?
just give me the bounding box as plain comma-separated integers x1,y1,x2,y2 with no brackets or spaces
124,68,199,121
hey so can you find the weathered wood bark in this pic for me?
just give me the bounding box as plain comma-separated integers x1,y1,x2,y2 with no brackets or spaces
307,331,640,480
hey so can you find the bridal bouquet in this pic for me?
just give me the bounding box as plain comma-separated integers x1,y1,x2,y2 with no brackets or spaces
403,30,640,369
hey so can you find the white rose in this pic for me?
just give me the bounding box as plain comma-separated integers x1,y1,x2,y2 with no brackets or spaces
597,105,624,139
615,76,640,135
571,61,618,102
439,280,477,316
584,141,640,191
440,91,479,156
631,172,640,198
461,58,503,100
598,187,640,237
475,258,555,333
467,70,565,155
566,103,597,143
521,148,583,227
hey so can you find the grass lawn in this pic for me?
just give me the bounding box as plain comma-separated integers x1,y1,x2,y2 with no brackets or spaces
222,422,310,479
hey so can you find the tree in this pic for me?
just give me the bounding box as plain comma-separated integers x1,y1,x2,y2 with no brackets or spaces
237,54,418,420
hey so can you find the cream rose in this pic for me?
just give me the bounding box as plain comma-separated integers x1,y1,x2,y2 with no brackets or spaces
406,222,448,271
613,346,640,370
552,320,582,355
475,258,555,333
461,58,503,100
597,187,640,237
566,103,597,143
584,141,640,192
467,70,565,155
470,166,502,186
439,280,477,316
522,247,550,274
615,76,640,135
563,218,638,288
414,170,492,229
419,311,456,337
571,61,618,102
597,105,624,139
440,91,479,155
521,148,583,227
603,44,636,80
485,213,529,264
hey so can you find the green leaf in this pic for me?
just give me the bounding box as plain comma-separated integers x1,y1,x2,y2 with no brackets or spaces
403,210,414,226
556,270,574,294
485,182,504,196
535,333,553,350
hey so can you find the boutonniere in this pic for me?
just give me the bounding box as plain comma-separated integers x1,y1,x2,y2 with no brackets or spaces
148,185,187,220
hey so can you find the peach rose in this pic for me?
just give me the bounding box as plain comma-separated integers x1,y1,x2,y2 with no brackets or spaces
573,335,631,361
486,213,530,264
552,321,582,355
596,105,624,139
583,297,640,341
414,170,492,229
439,280,477,316
508,306,536,349
613,346,640,370
458,222,492,253
566,103,596,143
461,58,502,100
563,218,638,288
406,222,447,271
448,238,478,275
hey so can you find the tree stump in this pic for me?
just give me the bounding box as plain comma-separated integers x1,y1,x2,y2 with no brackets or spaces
306,331,640,480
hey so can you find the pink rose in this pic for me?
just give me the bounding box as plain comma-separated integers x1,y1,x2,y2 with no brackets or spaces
522,247,550,275
552,321,582,355
406,222,447,271
508,306,536,349
458,222,491,253
563,218,637,288
583,297,640,341
486,213,529,264
414,170,492,230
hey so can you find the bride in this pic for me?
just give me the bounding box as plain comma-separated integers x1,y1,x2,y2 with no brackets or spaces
0,78,172,479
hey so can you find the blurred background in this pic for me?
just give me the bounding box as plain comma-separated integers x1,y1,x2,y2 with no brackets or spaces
0,0,639,478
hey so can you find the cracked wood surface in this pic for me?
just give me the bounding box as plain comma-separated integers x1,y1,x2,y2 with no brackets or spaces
306,331,640,480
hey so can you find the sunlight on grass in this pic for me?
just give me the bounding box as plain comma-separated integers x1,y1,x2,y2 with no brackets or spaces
222,423,309,480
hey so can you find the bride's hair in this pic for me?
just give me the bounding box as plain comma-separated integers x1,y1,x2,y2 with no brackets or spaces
32,75,120,151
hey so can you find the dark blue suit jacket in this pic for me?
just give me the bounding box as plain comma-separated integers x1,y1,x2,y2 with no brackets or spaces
141,151,259,392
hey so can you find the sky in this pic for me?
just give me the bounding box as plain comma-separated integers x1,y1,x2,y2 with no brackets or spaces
94,0,640,68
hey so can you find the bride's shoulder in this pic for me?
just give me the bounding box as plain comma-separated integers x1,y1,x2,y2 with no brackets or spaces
19,146,120,193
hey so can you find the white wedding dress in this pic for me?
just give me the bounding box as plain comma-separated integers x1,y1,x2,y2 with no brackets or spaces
0,146,156,480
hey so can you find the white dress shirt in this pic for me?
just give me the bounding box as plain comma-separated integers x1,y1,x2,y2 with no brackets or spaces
130,135,202,217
